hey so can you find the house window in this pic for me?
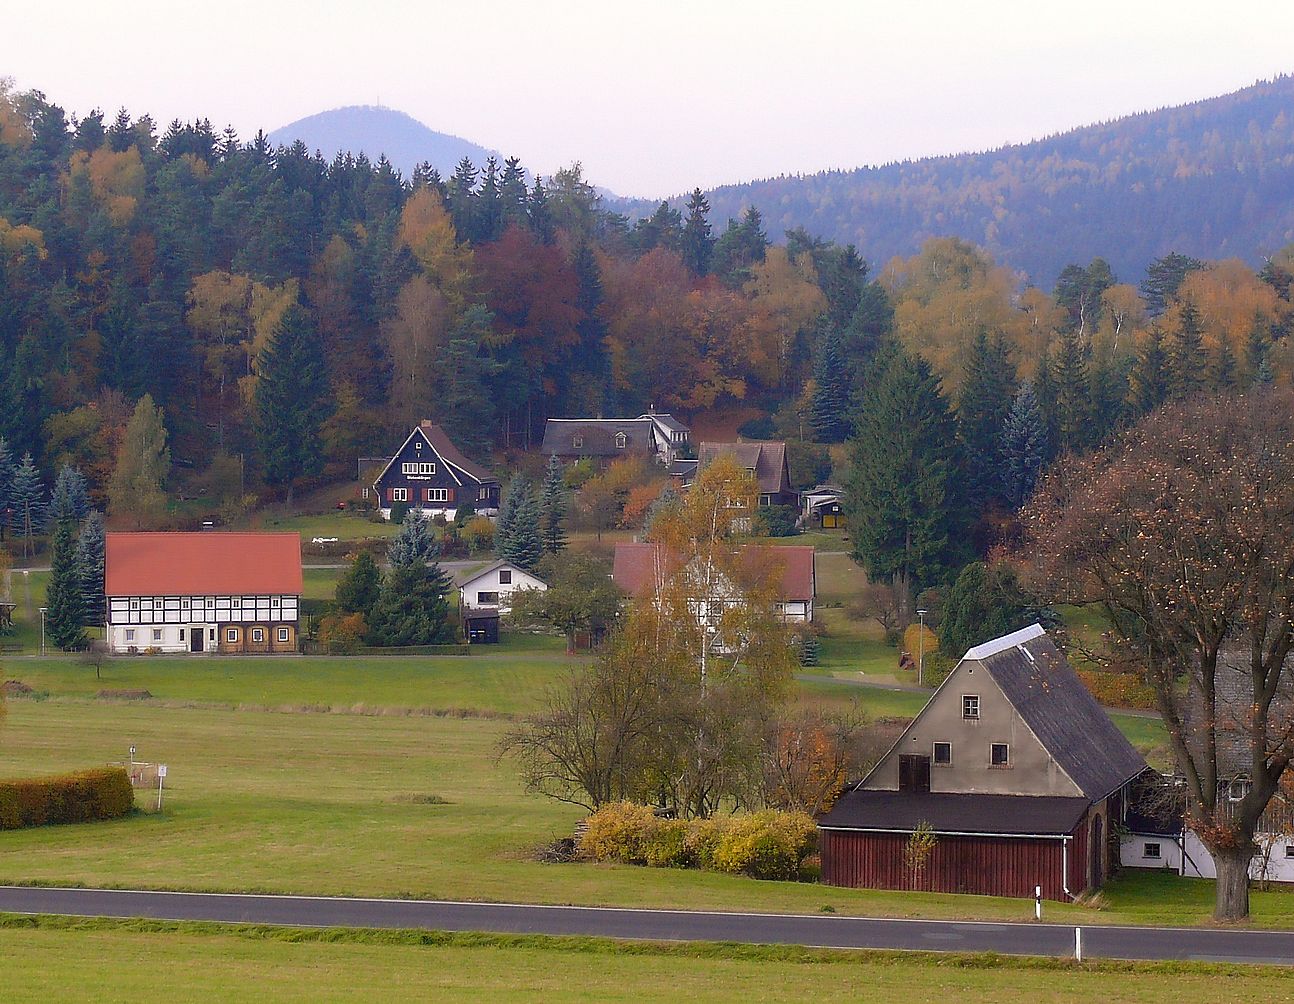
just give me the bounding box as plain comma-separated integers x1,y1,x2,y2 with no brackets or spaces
232,598,241,609
419,463,435,475
362,486,370,500
152,629,162,642
277,627,289,643
477,591,500,605
572,435,584,449
427,488,449,502
252,628,264,643
990,743,1010,766
402,462,417,474
1143,842,1162,859
1285,845,1294,859
392,488,408,502
615,432,627,449
125,629,135,642
130,600,139,610
181,599,190,610
932,742,952,766
1228,779,1250,802
478,487,488,501
206,597,214,607
499,570,512,585
271,597,280,608
179,629,186,641
962,695,980,720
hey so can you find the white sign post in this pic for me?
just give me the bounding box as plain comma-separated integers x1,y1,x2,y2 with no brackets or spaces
1034,885,1042,921
156,764,168,812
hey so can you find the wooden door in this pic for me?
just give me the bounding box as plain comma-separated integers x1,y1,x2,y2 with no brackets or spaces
1091,814,1104,888
190,627,204,653
899,754,931,793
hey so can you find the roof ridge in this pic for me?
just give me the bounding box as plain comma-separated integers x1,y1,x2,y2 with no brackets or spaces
963,623,1046,660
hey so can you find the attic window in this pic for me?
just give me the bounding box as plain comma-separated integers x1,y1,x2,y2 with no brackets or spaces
1143,842,1162,859
615,432,627,449
1228,779,1251,802
962,695,980,720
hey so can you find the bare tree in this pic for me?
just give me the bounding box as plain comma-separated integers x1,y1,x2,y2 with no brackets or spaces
1021,389,1294,921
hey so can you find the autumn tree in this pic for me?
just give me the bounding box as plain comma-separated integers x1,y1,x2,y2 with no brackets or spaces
1021,388,1294,921
507,551,621,652
108,396,170,529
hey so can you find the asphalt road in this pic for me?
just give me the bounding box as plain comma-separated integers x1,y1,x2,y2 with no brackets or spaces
2,886,1292,965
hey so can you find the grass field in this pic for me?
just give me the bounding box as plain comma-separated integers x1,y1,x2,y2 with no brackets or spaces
4,918,1292,1003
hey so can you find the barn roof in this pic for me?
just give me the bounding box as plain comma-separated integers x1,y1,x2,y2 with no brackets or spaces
977,628,1147,801
697,441,789,494
818,790,1090,836
105,533,302,596
612,542,814,602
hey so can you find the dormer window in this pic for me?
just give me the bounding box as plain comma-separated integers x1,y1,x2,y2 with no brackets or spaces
962,695,980,720
615,432,627,449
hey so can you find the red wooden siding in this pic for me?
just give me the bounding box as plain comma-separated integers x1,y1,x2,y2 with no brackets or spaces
820,829,1090,901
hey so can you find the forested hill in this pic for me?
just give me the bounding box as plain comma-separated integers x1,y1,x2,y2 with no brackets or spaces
676,76,1294,285
267,106,498,179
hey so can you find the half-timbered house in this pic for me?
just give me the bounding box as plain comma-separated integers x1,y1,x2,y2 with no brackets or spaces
105,532,302,655
372,421,500,521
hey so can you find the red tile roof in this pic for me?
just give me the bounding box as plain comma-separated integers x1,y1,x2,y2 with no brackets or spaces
105,533,303,596
612,542,815,602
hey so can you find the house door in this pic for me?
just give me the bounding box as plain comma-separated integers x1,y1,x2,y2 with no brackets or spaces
899,754,931,793
190,627,204,653
1091,815,1104,888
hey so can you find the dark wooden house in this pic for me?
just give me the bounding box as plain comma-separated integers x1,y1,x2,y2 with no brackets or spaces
372,421,500,521
694,441,796,507
818,625,1147,900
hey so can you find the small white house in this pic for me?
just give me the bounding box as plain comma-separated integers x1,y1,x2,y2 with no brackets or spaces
453,560,548,645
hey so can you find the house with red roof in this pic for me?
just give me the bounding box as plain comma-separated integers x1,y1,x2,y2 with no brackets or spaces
612,541,815,623
105,532,303,655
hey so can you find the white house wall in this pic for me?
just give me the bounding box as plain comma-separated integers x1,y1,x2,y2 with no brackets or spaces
458,568,548,613
1120,830,1294,883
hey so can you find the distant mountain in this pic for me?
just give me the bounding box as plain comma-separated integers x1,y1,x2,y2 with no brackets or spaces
635,76,1294,286
267,105,498,178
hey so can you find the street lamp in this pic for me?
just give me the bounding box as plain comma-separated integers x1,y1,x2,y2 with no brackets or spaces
916,608,929,687
39,606,47,656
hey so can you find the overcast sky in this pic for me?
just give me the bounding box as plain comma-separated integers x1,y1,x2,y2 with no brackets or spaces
9,1,1294,198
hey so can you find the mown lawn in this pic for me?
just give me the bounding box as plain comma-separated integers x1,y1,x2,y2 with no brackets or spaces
4,919,1292,1003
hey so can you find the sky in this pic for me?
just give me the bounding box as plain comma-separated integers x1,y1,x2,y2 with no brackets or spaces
9,1,1294,198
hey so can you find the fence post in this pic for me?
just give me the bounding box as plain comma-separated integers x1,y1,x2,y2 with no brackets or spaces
1074,926,1083,963
1034,885,1042,921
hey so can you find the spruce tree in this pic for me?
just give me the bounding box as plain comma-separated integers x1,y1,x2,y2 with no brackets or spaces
10,453,45,555
957,331,1017,512
1050,329,1091,453
798,631,821,667
1128,327,1171,415
529,176,555,244
1087,351,1128,444
809,327,852,443
1209,339,1238,391
386,515,438,568
499,478,542,571
255,304,329,506
539,455,568,555
1245,316,1270,388
1168,300,1206,400
0,436,13,517
680,188,714,276
46,517,87,650
999,380,1048,509
335,551,382,621
75,510,106,627
367,561,455,646
47,464,90,528
845,344,967,606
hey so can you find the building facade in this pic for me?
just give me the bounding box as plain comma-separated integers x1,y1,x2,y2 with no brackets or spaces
105,532,302,655
372,421,500,521
453,560,549,645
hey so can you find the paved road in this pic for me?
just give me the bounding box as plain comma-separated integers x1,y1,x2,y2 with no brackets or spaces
1,886,1291,965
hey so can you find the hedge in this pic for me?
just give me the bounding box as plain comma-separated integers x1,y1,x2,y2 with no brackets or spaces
578,803,817,881
0,767,134,830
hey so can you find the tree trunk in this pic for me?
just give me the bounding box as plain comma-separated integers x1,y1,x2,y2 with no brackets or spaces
1212,846,1252,922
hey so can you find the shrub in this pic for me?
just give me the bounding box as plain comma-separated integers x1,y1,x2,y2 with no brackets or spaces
577,801,659,864
318,612,366,654
462,516,496,555
389,501,409,524
0,767,134,830
709,810,817,881
756,504,799,538
1078,670,1157,710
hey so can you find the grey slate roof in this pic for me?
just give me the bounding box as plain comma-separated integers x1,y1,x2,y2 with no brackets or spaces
818,790,1090,836
540,419,657,458
982,631,1147,801
697,441,791,494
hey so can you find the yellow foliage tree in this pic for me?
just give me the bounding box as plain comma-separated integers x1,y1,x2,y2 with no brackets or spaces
398,187,473,309
744,246,827,389
0,217,46,258
67,147,145,226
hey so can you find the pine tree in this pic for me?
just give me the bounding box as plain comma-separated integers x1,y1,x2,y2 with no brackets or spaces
447,157,479,242
109,395,170,529
386,515,438,568
367,561,455,646
1050,329,1091,452
1128,327,1171,415
845,344,967,606
438,307,501,456
75,510,106,627
999,381,1048,509
10,453,45,556
47,464,90,528
499,478,542,571
1087,350,1128,445
957,331,1017,512
809,327,852,443
255,305,329,506
539,455,568,555
528,176,555,245
680,188,714,276
335,551,382,622
1168,300,1206,400
1245,315,1270,388
46,517,86,650
499,156,530,230
0,436,13,534
798,631,820,667
1140,251,1204,317
477,156,504,242
1209,338,1238,391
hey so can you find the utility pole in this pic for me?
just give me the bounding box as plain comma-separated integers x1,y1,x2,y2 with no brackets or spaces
917,607,928,687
